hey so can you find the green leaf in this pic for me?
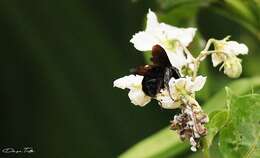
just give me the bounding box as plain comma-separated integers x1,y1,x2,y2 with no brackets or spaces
203,110,229,150
219,94,260,158
202,88,232,156
119,77,260,158
203,77,260,114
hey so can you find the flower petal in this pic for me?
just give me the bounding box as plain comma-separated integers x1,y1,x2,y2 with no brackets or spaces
191,76,206,91
169,77,186,91
184,77,193,91
114,75,151,106
130,31,159,51
223,57,242,78
211,53,224,67
146,9,160,31
113,75,143,90
128,89,151,106
160,23,196,47
165,46,192,71
223,41,248,55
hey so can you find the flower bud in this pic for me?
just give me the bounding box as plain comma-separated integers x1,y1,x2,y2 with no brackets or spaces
223,56,242,78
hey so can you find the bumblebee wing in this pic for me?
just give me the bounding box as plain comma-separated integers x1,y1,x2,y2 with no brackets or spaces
130,65,154,76
141,66,164,97
130,65,165,97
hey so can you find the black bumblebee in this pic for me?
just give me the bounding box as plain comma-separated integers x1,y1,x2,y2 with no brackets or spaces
131,45,181,97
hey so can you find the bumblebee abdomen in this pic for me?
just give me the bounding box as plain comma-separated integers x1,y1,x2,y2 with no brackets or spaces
142,76,164,97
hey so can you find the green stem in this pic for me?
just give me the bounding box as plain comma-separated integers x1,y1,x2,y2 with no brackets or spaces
203,149,210,158
192,39,215,80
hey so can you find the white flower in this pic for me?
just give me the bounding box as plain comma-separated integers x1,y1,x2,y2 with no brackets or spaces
130,9,196,70
156,89,181,109
212,38,248,78
168,76,206,102
155,76,206,109
113,75,151,106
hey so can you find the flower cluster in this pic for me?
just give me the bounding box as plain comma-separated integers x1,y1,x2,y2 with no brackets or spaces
113,9,248,151
211,36,248,78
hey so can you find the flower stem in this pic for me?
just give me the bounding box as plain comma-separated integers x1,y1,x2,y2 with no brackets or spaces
192,39,215,80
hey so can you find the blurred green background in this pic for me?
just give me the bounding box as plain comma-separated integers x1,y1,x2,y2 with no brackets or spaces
0,0,259,158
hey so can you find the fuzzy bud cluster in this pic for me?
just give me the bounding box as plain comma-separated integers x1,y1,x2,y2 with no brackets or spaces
171,102,208,151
